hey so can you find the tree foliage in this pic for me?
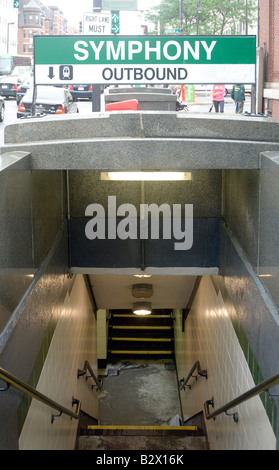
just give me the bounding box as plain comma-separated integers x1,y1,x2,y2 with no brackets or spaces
145,0,258,35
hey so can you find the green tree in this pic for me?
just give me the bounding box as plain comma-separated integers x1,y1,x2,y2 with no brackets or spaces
145,0,258,35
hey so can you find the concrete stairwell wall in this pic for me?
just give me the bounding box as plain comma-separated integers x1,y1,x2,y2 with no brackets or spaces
0,154,98,450
174,274,277,450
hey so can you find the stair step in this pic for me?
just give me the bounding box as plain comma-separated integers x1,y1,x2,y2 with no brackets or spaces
108,340,173,351
86,425,201,436
111,326,172,330
112,314,172,319
108,309,174,361
109,350,173,355
110,337,173,342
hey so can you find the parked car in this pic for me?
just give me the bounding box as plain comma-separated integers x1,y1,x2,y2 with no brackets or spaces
17,85,79,118
16,77,33,104
0,75,21,99
69,84,93,101
0,93,5,122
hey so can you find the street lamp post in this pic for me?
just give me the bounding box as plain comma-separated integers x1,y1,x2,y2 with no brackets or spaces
179,0,183,34
7,22,14,54
245,0,248,34
197,0,202,34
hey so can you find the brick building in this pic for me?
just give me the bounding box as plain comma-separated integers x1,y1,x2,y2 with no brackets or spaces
259,0,279,121
17,0,77,58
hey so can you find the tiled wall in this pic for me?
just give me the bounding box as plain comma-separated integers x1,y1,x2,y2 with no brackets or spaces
174,276,276,450
18,275,98,450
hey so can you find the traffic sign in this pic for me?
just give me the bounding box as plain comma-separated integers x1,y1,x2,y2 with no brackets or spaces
111,11,120,35
34,35,256,86
83,12,112,35
102,0,137,11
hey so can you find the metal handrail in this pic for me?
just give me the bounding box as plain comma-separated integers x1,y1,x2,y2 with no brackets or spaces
0,366,81,423
204,372,279,423
77,360,103,391
179,360,208,391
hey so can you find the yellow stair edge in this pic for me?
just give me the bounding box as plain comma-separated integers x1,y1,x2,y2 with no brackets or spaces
87,425,198,431
112,326,172,330
113,314,172,318
110,350,173,355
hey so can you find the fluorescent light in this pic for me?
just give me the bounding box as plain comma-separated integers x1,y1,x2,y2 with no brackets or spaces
100,171,192,181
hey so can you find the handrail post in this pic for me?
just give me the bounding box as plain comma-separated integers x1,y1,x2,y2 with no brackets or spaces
179,360,208,391
77,360,103,391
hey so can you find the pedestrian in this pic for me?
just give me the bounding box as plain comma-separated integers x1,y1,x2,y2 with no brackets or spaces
211,84,226,113
231,84,246,113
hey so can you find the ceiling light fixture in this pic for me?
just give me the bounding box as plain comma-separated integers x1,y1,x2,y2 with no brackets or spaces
134,274,152,279
133,302,152,316
132,284,153,299
100,171,192,181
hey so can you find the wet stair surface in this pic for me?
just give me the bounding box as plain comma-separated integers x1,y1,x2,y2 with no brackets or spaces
78,359,209,451
107,310,175,361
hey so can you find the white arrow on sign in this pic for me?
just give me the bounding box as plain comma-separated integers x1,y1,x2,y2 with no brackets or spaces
111,25,119,33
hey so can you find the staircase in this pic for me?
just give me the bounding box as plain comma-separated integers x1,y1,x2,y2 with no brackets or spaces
78,311,209,451
78,423,209,451
107,310,175,361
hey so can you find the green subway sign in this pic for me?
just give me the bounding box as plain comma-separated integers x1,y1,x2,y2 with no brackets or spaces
102,0,137,10
34,35,256,85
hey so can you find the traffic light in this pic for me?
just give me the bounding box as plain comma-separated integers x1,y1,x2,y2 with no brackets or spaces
79,21,83,33
13,0,19,7
141,25,148,35
111,11,120,35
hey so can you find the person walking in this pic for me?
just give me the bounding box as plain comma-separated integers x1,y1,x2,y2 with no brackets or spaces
211,84,226,113
231,84,246,113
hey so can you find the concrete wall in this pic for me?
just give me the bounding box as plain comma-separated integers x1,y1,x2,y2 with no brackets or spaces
0,153,99,449
18,275,98,450
174,274,277,450
68,169,222,270
222,152,279,376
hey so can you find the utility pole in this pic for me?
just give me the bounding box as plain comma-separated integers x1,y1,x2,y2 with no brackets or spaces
245,0,248,34
197,0,202,34
92,0,102,112
93,0,102,12
179,0,183,34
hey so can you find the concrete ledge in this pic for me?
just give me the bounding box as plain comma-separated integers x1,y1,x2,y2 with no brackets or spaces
260,151,279,168
4,112,279,144
0,151,31,172
2,138,279,170
2,113,279,171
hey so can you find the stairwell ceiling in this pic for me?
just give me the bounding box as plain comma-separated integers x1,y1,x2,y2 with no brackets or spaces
87,274,197,310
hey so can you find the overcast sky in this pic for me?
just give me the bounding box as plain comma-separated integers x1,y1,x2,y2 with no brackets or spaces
45,0,160,29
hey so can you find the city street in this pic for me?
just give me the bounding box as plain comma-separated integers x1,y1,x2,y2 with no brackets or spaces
0,93,251,147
